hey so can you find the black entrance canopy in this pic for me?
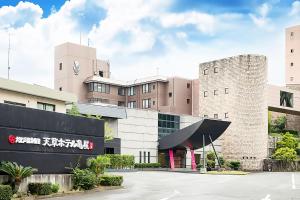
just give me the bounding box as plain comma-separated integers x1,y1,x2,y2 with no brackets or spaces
158,118,231,150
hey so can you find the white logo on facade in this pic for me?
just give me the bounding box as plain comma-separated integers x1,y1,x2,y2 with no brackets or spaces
73,60,80,75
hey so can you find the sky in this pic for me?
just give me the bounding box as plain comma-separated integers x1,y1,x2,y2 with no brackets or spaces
0,0,300,88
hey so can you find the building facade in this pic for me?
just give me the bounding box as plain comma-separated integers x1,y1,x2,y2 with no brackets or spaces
0,77,76,113
286,25,300,90
55,42,199,116
199,55,268,170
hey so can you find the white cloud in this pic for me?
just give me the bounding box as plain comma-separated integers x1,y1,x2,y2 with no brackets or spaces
0,1,43,28
290,1,300,16
249,3,271,27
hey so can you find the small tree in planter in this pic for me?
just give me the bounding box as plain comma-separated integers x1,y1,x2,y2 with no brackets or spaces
0,161,37,193
228,161,241,171
87,155,110,177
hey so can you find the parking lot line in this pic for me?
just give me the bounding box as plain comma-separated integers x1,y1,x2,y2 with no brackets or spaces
292,173,296,190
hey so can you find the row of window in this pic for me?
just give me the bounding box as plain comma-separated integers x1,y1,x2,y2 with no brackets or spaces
203,67,218,75
158,113,180,139
139,151,151,163
4,100,56,112
204,88,229,97
88,98,109,104
203,112,229,119
88,83,110,94
127,99,154,109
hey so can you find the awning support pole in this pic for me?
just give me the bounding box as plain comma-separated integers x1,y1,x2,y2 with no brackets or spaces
209,134,221,168
202,134,206,169
191,149,196,171
169,149,175,170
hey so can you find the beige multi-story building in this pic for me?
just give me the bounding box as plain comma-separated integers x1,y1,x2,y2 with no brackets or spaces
55,42,199,116
286,25,300,90
0,77,76,113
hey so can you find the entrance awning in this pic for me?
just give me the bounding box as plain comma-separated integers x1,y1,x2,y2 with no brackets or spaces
158,118,231,150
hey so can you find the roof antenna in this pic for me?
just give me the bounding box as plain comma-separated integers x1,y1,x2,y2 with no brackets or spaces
7,32,11,80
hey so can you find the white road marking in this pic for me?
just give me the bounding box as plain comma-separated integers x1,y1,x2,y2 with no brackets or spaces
292,173,296,190
159,190,180,200
261,194,271,200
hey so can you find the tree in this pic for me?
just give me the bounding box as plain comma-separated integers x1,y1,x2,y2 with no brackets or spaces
0,161,37,193
87,155,111,177
276,133,298,149
67,104,82,117
206,151,216,161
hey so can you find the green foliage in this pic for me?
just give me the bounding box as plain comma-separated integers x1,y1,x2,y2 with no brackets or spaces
51,184,59,193
207,160,215,169
105,154,135,169
72,168,96,190
134,163,161,168
99,175,123,186
228,161,241,170
297,147,300,156
277,133,298,150
269,115,286,133
219,156,225,167
272,147,297,162
0,161,37,193
283,129,299,136
28,183,52,195
0,185,13,200
87,155,111,177
207,151,216,161
67,104,82,117
104,122,114,141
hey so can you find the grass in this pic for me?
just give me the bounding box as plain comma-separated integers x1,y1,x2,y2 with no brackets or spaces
207,171,249,175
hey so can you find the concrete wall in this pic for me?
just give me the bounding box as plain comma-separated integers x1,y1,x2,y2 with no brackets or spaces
118,108,158,163
0,88,67,113
199,55,268,170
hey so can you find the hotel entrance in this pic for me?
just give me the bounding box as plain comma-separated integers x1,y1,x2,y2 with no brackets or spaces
158,149,186,168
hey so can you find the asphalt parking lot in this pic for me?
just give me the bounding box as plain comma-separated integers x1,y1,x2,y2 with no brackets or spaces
49,171,300,200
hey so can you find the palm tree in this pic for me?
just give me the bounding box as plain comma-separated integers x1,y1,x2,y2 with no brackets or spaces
87,155,110,177
0,161,37,193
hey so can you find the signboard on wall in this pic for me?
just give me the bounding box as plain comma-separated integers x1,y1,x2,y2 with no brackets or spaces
0,103,104,174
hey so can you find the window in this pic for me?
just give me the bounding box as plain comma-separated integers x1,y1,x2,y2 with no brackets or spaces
105,148,114,154
118,87,125,96
225,112,228,118
59,87,62,91
142,84,151,93
203,115,208,118
142,99,151,109
225,88,229,94
214,90,218,96
37,102,55,112
59,62,62,70
204,91,208,97
214,67,218,73
187,99,190,104
4,100,26,107
153,101,155,106
118,101,125,107
88,83,110,93
99,71,103,77
280,91,293,108
291,62,294,66
139,151,142,163
214,114,218,119
187,83,190,88
148,152,150,163
127,101,136,108
153,84,156,90
158,113,180,139
144,151,146,163
291,32,294,37
291,49,294,53
169,92,172,97
290,77,294,81
88,98,109,103
128,87,136,96
204,69,208,75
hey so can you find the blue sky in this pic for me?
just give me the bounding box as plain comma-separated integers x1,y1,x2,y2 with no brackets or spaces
0,0,299,87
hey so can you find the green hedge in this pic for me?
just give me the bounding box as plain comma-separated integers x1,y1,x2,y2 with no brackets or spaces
72,168,96,190
227,161,241,170
100,175,123,186
0,185,13,200
51,184,59,193
105,154,134,169
134,163,161,168
28,183,52,195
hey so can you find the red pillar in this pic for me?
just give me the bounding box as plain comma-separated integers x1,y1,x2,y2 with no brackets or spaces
191,150,197,171
169,149,175,170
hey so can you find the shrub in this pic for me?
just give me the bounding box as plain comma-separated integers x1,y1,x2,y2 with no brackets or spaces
207,151,216,161
219,156,225,167
72,168,96,190
105,154,135,169
87,155,111,176
0,185,13,200
283,130,299,136
51,184,59,193
28,183,52,195
134,163,161,168
297,147,300,156
228,161,241,170
206,160,215,170
272,147,297,162
100,175,123,186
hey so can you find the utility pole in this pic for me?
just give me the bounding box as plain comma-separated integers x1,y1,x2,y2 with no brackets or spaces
7,32,11,80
